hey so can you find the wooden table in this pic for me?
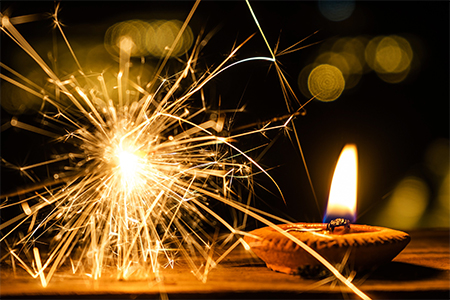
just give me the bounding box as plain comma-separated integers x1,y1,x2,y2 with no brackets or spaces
1,229,449,299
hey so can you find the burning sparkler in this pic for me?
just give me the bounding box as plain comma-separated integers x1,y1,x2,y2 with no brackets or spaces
1,2,370,299
0,0,280,284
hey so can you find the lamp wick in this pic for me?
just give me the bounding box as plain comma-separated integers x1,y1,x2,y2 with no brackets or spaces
327,218,351,232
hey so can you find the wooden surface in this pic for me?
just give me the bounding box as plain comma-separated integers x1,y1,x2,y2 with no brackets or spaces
1,229,449,299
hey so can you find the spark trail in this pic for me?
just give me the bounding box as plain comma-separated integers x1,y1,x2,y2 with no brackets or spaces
0,2,279,285
0,2,370,299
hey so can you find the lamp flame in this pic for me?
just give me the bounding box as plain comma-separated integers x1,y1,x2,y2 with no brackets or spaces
324,144,358,223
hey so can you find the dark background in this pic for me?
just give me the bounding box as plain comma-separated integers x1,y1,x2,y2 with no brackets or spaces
1,1,448,229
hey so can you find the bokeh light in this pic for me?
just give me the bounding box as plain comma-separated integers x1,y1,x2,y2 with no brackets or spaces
332,36,370,74
104,19,193,59
376,37,403,73
377,176,429,229
104,20,150,57
307,64,345,102
315,50,362,90
318,0,355,22
298,36,370,97
146,20,194,58
365,35,413,83
300,34,416,97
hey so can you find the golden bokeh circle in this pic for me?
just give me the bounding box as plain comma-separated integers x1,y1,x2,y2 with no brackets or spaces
376,36,403,73
308,64,345,102
146,20,193,58
104,19,193,59
314,48,362,90
365,35,413,82
377,64,411,84
104,20,151,58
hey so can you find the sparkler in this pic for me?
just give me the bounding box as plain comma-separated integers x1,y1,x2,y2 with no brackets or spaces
1,2,370,299
0,0,280,284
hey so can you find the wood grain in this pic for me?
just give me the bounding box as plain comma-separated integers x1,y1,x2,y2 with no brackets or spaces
1,229,448,299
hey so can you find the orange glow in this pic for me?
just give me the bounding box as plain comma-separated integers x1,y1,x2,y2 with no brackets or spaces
324,144,358,222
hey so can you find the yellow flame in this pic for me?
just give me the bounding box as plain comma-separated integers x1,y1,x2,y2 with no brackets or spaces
326,144,358,220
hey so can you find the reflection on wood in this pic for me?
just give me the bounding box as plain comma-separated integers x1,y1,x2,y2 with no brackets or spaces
1,229,448,299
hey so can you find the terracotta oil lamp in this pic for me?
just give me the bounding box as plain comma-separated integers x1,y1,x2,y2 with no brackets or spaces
244,144,410,275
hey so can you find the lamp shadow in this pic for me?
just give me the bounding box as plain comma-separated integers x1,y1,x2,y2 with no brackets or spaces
363,261,447,281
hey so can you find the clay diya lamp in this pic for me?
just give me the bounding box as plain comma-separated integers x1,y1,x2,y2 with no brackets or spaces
244,144,410,276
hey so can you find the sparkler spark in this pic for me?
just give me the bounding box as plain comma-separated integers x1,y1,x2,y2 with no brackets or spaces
0,1,280,284
1,2,370,299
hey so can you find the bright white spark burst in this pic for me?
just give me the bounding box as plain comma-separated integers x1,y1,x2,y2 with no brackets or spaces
0,2,283,285
0,3,371,299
